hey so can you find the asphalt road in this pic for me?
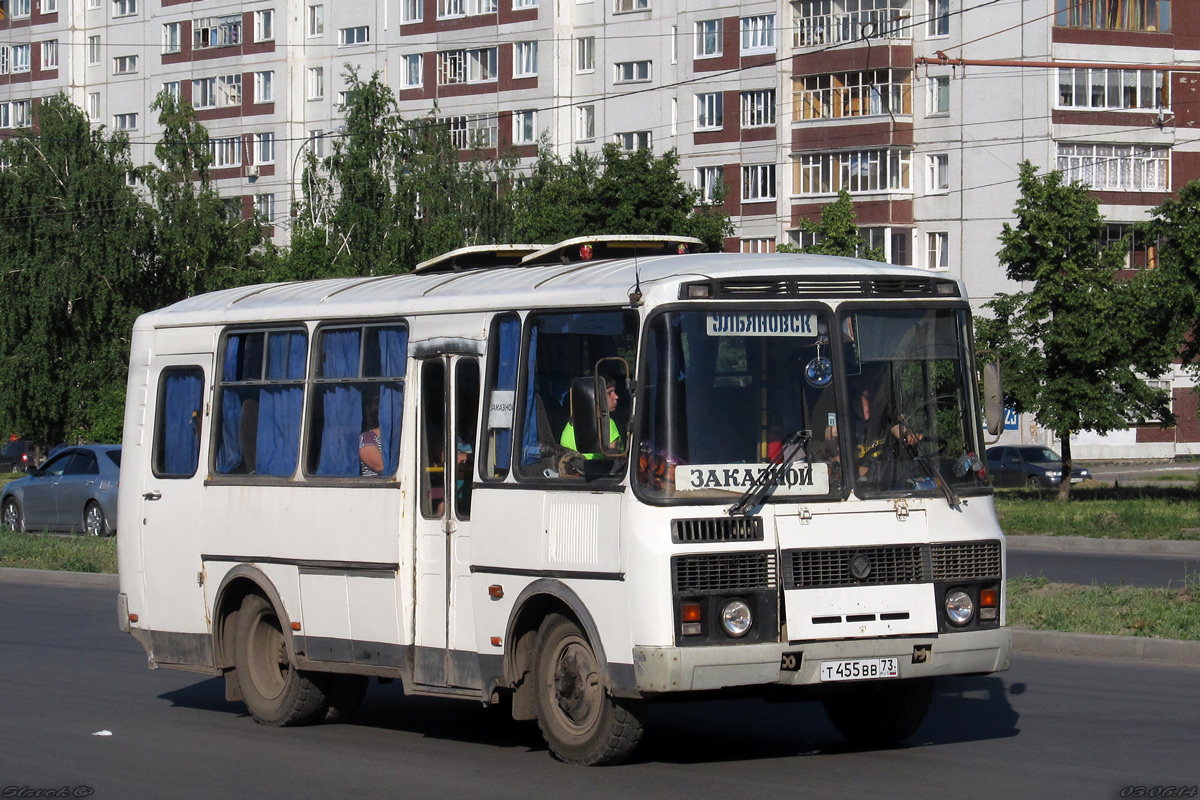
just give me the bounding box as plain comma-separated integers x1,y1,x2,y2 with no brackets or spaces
1009,549,1200,588
1,578,1197,799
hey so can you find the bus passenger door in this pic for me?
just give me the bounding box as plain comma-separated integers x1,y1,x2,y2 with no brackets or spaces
413,355,482,690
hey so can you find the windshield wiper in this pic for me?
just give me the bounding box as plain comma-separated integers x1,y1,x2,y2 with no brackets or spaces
896,424,960,508
727,430,811,517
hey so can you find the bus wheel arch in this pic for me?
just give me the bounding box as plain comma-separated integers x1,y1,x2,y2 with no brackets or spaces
503,581,615,722
211,568,296,695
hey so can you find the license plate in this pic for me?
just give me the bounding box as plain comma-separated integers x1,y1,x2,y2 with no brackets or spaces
819,657,899,682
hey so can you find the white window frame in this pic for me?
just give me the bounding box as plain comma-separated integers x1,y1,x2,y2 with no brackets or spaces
794,69,913,121
928,76,950,115
309,129,326,158
614,0,649,11
10,0,31,16
695,92,723,131
796,148,913,196
927,153,949,193
401,0,423,23
695,165,724,204
514,41,538,78
438,0,464,18
192,75,241,109
41,40,58,70
741,238,776,253
112,54,137,75
43,0,58,12
1056,142,1170,192
576,104,595,141
513,110,536,144
514,0,537,7
12,44,31,74
442,114,499,149
927,231,949,269
162,23,180,54
209,136,242,168
436,47,498,85
254,71,274,103
194,15,242,50
402,54,423,89
339,26,370,47
87,92,100,120
308,4,324,37
614,60,651,84
256,193,276,222
576,37,595,73
87,0,99,9
695,19,722,58
88,35,102,65
615,131,651,151
740,89,775,127
307,66,325,99
254,10,274,43
112,0,136,17
12,99,32,128
927,0,949,37
0,47,7,76
162,81,181,102
742,163,776,202
1056,67,1166,111
740,14,776,53
113,112,138,131
254,132,275,164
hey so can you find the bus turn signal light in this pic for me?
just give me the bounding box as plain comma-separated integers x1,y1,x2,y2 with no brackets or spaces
681,601,702,636
980,587,999,621
488,585,504,599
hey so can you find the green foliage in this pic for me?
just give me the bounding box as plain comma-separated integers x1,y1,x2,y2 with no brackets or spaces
995,486,1200,539
977,161,1181,499
1142,180,1200,368
1008,577,1200,640
778,190,884,260
0,529,117,573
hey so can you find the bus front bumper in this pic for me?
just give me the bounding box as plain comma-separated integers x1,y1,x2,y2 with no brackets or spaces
632,627,1012,693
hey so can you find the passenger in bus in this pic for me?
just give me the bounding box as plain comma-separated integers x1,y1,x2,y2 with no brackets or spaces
560,375,622,460
359,396,384,477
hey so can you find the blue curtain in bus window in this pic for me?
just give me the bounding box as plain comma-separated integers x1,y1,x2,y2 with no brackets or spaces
162,369,203,476
316,329,362,476
520,326,540,466
378,327,407,475
256,331,307,476
493,317,519,473
217,336,244,473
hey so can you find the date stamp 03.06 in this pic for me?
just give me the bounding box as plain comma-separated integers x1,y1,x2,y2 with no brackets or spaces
1119,788,1198,798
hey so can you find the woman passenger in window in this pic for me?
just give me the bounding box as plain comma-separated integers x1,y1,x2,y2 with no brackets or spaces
359,395,383,476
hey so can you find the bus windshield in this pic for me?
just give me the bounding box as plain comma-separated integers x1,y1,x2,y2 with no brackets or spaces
635,306,987,503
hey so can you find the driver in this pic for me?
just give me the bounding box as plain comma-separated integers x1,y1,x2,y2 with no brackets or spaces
560,375,622,460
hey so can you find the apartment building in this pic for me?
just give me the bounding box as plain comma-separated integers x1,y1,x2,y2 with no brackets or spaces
3,0,1199,457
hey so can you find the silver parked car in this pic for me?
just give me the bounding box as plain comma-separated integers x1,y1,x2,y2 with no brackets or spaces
1,445,121,536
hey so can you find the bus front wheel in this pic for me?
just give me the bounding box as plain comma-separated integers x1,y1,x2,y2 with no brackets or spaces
234,594,327,727
822,677,933,747
532,614,645,766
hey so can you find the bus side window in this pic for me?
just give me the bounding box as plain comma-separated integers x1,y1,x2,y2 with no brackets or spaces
152,366,205,479
482,314,519,480
420,360,446,517
454,359,479,519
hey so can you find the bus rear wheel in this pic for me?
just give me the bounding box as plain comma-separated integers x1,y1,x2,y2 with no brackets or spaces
234,594,327,726
822,677,933,747
532,614,645,766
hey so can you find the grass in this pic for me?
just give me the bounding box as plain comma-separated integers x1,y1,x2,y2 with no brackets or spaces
0,529,117,573
1008,576,1200,641
994,486,1200,540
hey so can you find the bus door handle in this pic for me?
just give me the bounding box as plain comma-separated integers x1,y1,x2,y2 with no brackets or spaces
143,491,162,501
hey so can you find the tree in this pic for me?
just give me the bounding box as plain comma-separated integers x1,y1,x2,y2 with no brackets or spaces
0,94,157,444
976,161,1180,500
779,189,884,260
1141,180,1200,369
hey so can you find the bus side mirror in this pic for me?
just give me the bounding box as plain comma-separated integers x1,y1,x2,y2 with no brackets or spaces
569,377,602,454
982,361,1003,438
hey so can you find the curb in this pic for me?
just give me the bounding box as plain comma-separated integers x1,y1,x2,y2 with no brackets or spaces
0,566,118,588
1014,629,1200,669
1006,534,1200,558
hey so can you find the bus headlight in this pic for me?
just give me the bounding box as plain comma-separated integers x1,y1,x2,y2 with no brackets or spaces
944,589,974,626
720,599,753,638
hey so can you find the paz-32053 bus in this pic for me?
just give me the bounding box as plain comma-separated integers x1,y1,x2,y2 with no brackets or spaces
117,235,1010,765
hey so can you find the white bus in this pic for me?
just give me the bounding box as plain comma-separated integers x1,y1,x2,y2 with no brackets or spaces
117,235,1010,765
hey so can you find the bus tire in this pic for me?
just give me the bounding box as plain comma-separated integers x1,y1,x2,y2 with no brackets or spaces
322,675,369,724
532,614,645,766
234,593,327,727
822,677,933,747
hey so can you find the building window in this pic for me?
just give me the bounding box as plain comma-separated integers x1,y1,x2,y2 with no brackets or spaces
87,0,99,8
468,0,498,12
514,41,538,77
308,67,324,99
10,0,31,17
576,105,595,141
927,153,949,193
695,93,723,131
927,232,949,269
614,0,649,11
1057,67,1166,110
162,24,180,54
308,4,324,36
438,0,464,16
928,76,950,114
742,163,776,201
254,10,275,42
1104,223,1159,270
1057,142,1169,191
195,15,242,49
208,137,242,168
442,114,498,149
402,0,422,22
616,131,651,151
741,89,775,127
256,194,275,221
43,0,58,11
87,92,100,120
11,45,31,73
670,24,678,64
576,37,595,73
794,69,913,120
1055,0,1169,32
515,0,537,6
794,0,910,47
740,14,776,52
927,0,949,36
10,100,32,128
88,35,102,65
336,90,353,109
162,81,181,101
113,112,138,130
695,165,724,204
402,54,423,88
614,60,651,83
741,238,776,253
254,71,274,103
112,54,137,75
41,40,58,70
437,48,498,85
513,110,536,144
695,19,722,57
193,75,242,109
112,0,136,17
339,26,370,46
796,148,913,195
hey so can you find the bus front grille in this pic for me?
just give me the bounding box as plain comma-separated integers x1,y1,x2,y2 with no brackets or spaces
930,540,1002,580
671,516,764,544
784,545,926,588
672,552,777,593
